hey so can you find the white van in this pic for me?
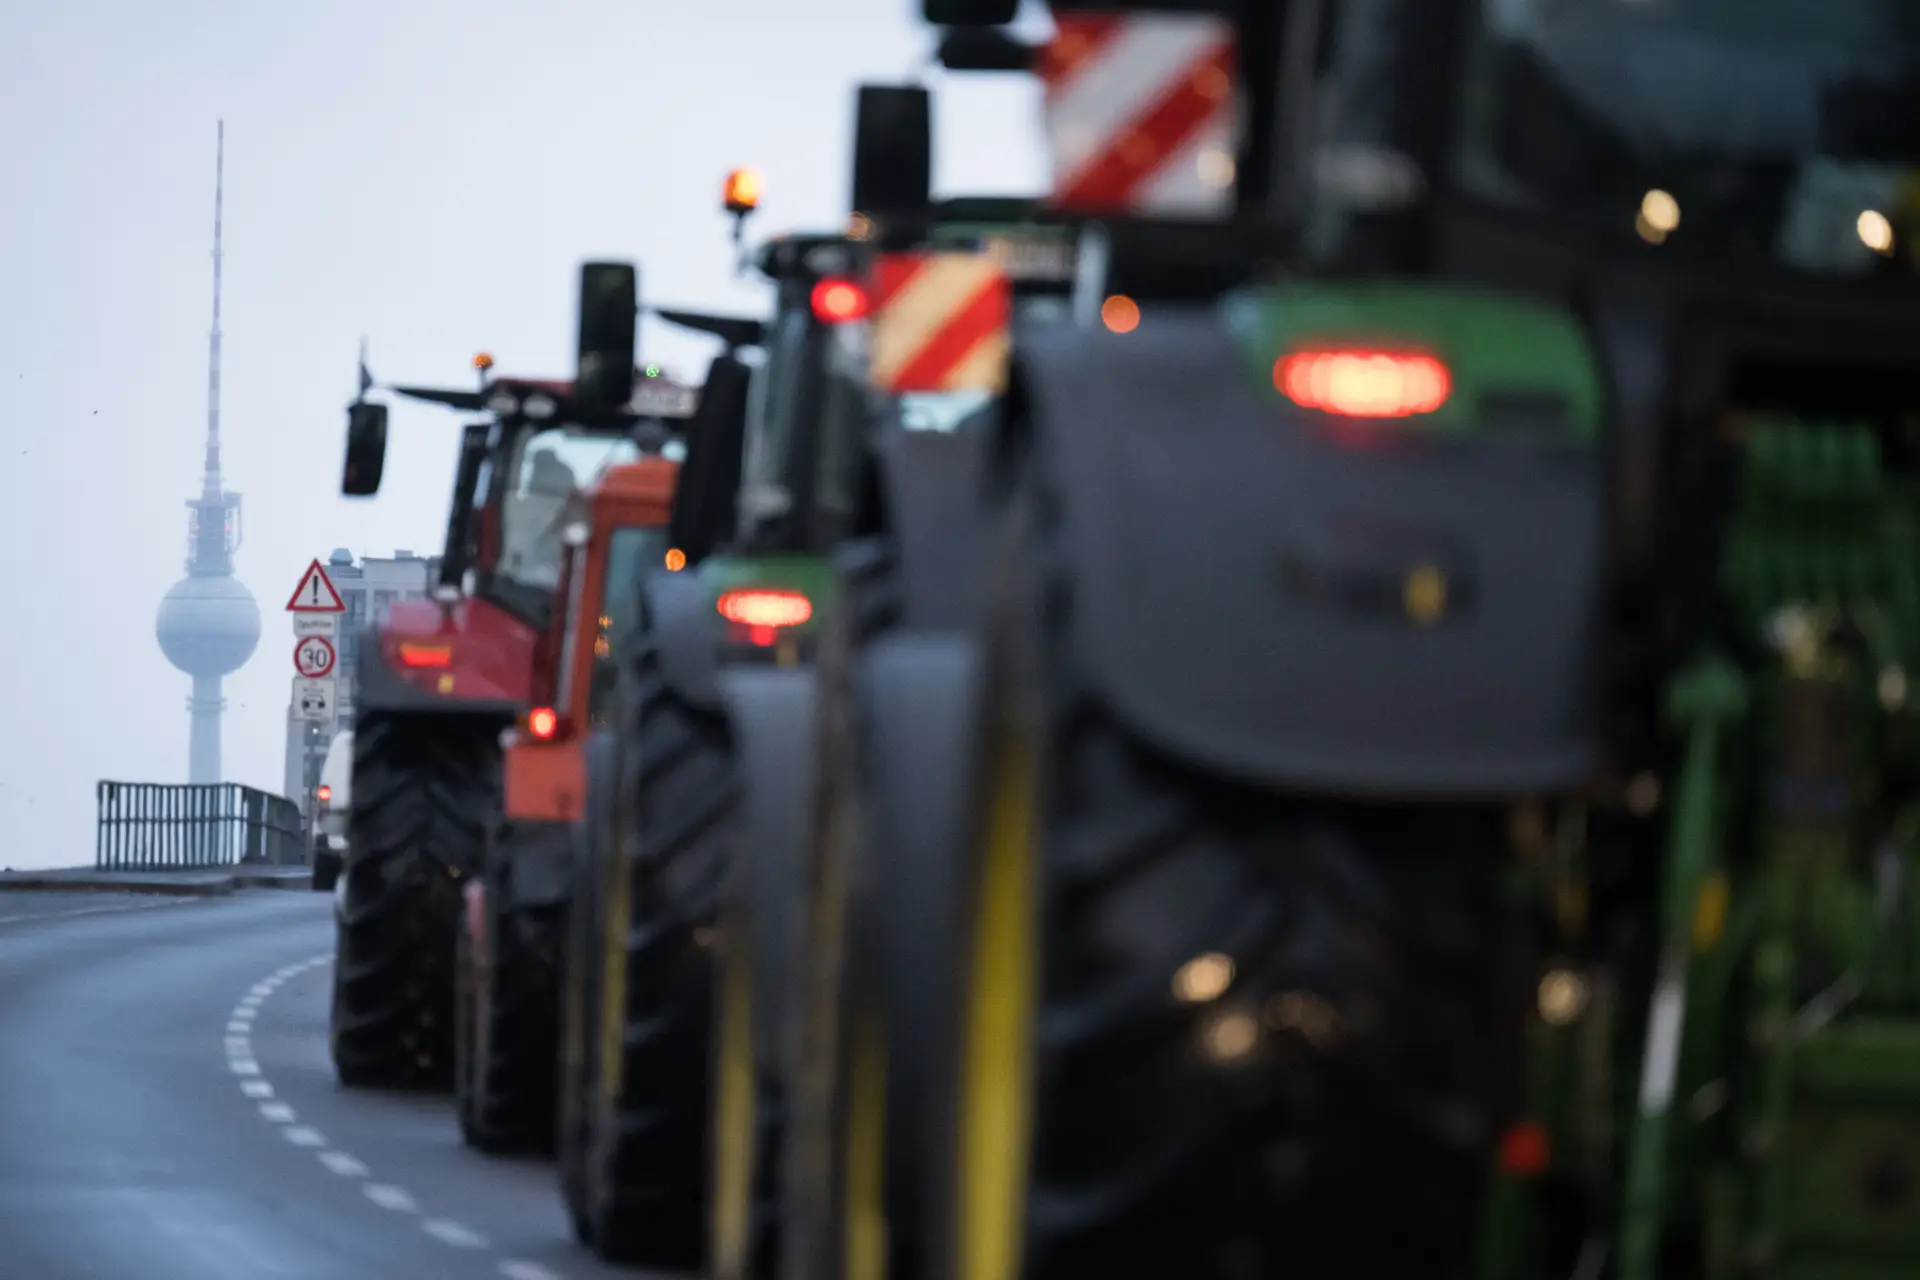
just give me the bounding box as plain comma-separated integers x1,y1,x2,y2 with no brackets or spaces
311,729,353,892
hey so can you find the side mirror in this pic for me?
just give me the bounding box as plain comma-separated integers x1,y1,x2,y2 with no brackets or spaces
923,0,1018,24
575,261,638,411
852,85,932,221
939,28,1034,72
342,401,388,496
668,353,752,563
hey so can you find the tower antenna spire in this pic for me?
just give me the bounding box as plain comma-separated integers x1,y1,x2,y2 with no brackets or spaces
203,118,224,497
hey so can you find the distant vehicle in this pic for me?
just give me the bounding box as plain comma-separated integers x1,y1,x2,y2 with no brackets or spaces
310,728,353,892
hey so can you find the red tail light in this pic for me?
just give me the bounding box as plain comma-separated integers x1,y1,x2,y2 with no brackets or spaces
316,785,332,804
1497,1121,1550,1178
811,278,869,323
526,706,559,740
717,588,813,646
1275,350,1451,418
397,642,453,668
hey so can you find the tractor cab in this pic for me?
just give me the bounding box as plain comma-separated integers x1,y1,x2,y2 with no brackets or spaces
340,264,699,706
652,223,880,662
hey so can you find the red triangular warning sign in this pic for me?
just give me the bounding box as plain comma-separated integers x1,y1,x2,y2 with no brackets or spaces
286,558,347,613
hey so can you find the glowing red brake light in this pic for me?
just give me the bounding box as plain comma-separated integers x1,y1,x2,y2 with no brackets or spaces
811,278,869,323
717,589,813,646
316,785,332,804
526,706,559,740
1275,350,1451,418
397,643,453,668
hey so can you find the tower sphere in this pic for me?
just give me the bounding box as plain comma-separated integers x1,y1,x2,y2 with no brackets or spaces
155,573,261,677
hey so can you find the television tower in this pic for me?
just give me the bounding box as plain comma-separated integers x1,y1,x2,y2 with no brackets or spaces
154,121,261,783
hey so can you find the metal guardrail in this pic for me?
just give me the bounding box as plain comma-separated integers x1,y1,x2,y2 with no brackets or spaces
95,781,306,871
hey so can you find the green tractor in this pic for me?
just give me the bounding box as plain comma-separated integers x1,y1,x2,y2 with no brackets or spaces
555,154,1076,1269
771,1,1920,1279
555,195,862,1267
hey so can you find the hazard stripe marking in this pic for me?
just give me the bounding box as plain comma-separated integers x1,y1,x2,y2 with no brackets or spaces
869,253,1011,394
1042,12,1240,216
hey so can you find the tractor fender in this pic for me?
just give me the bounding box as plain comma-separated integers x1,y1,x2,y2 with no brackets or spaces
1009,309,1607,797
641,569,725,713
351,621,520,719
715,665,819,1077
856,632,983,1205
871,424,991,631
575,727,618,873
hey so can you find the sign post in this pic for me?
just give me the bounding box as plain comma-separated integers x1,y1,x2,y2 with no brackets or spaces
287,559,347,860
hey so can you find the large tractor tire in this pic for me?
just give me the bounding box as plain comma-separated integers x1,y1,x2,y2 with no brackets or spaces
330,711,500,1091
566,628,732,1269
807,494,1526,1279
783,535,964,1280
454,824,562,1155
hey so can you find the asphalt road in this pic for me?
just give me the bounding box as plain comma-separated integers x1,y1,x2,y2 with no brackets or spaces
0,890,654,1280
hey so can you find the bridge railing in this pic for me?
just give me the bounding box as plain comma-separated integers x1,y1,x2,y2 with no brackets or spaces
95,781,306,871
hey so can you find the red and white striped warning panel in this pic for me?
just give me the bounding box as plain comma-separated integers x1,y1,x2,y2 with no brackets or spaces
1040,10,1241,217
867,253,1012,394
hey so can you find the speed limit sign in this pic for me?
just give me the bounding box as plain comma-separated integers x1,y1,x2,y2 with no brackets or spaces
294,635,337,679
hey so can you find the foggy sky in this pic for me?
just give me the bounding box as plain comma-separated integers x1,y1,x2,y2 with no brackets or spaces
0,0,1051,870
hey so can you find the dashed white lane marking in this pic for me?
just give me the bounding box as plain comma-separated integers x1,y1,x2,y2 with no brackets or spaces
499,1263,563,1280
0,896,194,925
365,1183,419,1213
228,952,572,1277
424,1219,489,1249
319,1151,369,1178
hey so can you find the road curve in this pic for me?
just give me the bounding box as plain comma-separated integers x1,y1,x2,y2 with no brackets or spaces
0,890,650,1280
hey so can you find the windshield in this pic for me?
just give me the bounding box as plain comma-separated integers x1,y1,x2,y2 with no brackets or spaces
584,526,666,724
1454,0,1920,276
495,426,639,593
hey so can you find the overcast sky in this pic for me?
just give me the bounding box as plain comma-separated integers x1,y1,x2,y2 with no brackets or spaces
0,0,1052,870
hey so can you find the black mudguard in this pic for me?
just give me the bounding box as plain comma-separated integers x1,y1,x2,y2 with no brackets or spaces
350,621,520,720
1010,309,1607,796
496,818,575,912
716,666,820,1080
856,632,984,1211
642,570,726,713
871,424,992,632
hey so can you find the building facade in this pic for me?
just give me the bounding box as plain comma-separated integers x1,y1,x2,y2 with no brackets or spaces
283,548,440,811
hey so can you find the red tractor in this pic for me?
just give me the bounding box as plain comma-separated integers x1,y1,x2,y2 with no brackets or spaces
328,263,699,1089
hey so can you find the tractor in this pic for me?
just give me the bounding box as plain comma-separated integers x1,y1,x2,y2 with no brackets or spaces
763,1,1920,1279
329,263,698,1090
452,450,681,1153
553,158,1071,1268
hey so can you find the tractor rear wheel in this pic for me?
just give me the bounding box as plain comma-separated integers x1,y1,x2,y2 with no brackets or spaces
329,711,499,1091
455,835,561,1155
814,490,1523,1280
569,634,731,1269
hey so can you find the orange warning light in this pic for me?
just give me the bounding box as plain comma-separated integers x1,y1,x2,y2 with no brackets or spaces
1101,294,1140,334
473,352,495,372
724,167,763,215
664,547,687,572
